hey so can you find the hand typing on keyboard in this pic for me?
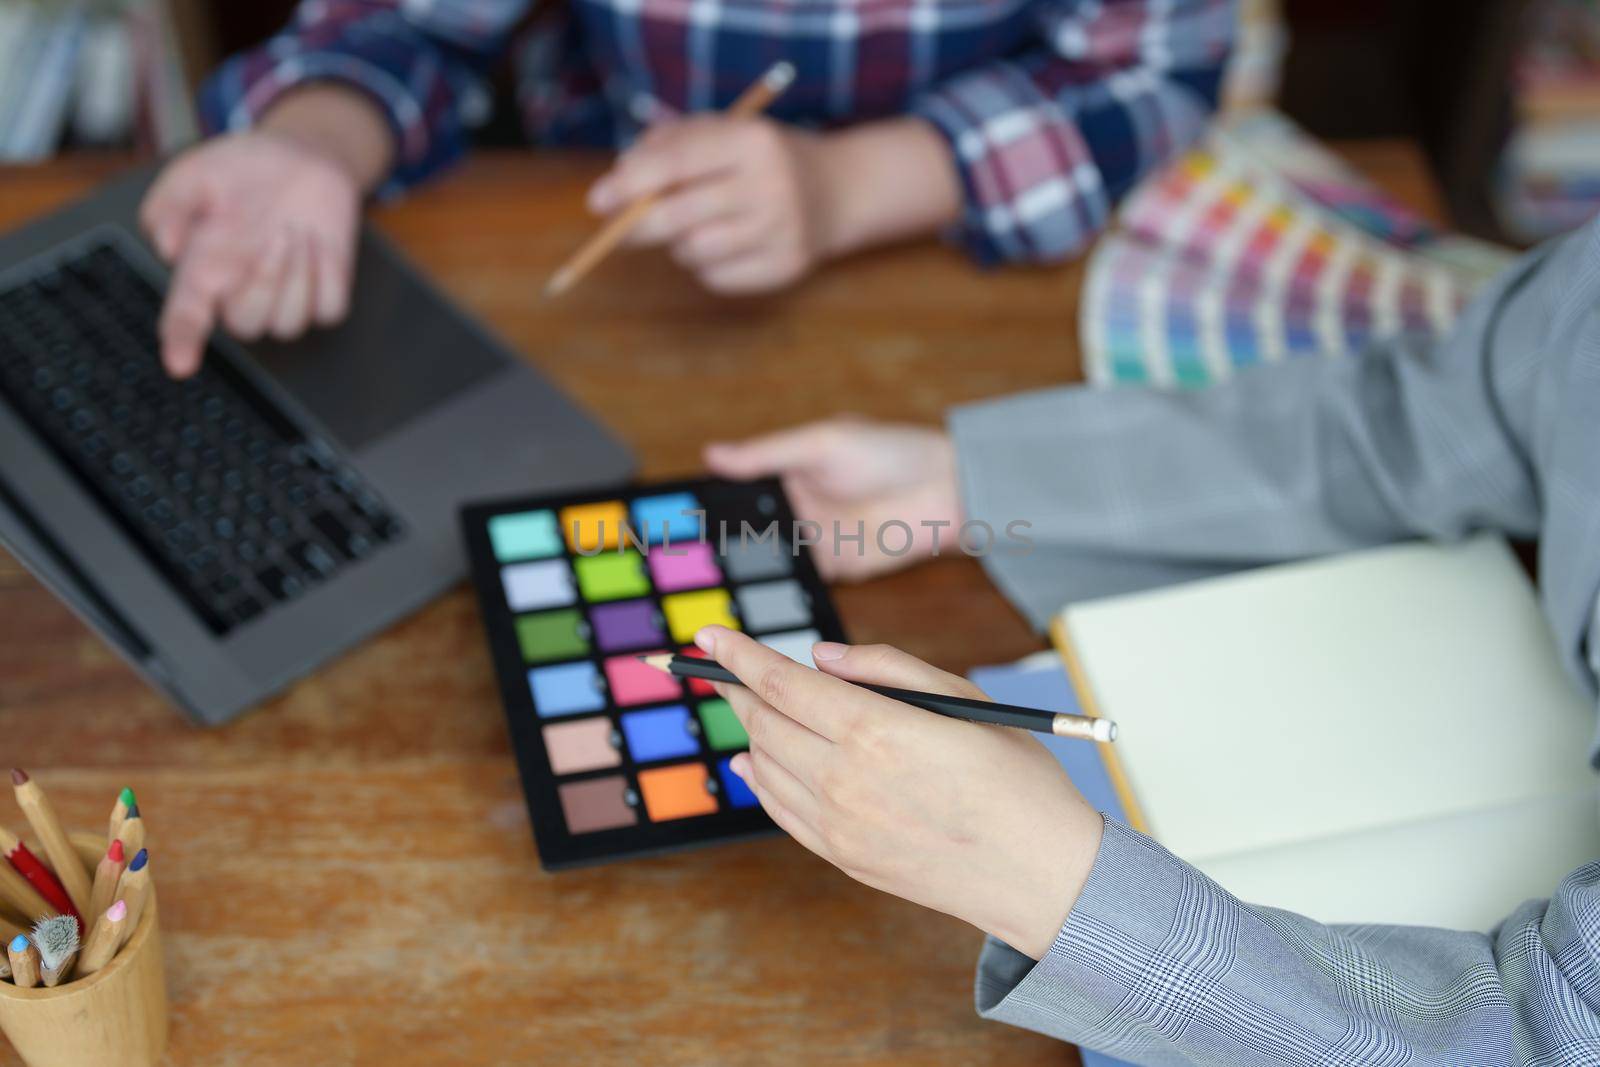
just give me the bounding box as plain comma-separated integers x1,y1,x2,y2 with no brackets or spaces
137,88,389,379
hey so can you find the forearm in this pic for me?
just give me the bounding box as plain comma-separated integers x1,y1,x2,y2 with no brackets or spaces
816,117,962,259
258,85,396,195
946,234,1564,626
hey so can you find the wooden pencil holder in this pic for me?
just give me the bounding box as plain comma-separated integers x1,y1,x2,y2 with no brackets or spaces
0,833,168,1067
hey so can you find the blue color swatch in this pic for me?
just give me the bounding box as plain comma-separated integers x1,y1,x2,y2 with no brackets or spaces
717,757,759,808
620,705,699,761
528,661,606,717
630,492,703,545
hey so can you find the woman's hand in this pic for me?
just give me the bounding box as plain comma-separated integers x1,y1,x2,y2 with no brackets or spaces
704,417,962,582
701,625,1104,960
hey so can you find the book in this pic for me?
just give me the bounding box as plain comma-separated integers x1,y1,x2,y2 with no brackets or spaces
1049,534,1598,930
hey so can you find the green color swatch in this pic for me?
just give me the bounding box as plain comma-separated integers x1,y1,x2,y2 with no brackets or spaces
515,609,589,663
573,551,651,602
697,699,748,751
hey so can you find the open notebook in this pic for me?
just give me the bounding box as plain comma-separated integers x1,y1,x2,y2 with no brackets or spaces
974,537,1599,1067
1042,534,1598,930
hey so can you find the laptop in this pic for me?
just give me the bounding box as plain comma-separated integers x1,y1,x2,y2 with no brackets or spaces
0,167,632,724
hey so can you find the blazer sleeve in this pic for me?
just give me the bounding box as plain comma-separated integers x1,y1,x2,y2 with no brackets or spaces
944,223,1586,629
946,190,1600,1067
973,816,1600,1066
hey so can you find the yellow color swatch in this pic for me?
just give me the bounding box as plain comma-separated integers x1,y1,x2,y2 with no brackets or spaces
662,588,739,644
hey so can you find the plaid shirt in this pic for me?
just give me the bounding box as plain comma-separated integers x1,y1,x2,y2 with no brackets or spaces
197,0,1234,265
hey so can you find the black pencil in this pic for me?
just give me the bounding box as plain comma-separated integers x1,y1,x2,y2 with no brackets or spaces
638,653,1117,742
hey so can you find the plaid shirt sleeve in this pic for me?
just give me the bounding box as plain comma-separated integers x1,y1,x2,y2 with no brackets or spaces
912,0,1235,266
196,1,532,196
974,818,1600,1066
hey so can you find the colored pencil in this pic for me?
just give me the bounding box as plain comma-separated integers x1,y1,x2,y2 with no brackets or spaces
0,825,77,923
0,914,22,945
7,935,39,988
11,769,93,917
114,808,145,863
113,849,150,950
107,786,136,847
74,899,126,978
543,61,797,298
640,653,1120,743
86,840,125,940
32,914,78,988
0,855,55,925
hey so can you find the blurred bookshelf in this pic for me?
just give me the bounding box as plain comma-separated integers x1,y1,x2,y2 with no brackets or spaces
0,0,206,159
1497,0,1600,241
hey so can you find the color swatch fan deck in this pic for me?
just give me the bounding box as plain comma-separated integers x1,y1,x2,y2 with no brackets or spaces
1082,112,1516,388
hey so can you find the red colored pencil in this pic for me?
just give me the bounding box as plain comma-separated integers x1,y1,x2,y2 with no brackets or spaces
0,826,80,926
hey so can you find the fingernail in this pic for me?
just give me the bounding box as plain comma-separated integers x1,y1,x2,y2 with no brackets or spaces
812,641,848,662
729,754,750,779
694,626,722,654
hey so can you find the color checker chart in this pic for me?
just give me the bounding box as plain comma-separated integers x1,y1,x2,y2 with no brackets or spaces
460,478,846,868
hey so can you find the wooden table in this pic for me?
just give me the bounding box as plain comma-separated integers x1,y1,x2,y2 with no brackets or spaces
0,144,1441,1067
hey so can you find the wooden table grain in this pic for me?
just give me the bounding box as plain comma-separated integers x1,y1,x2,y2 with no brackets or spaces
0,144,1441,1067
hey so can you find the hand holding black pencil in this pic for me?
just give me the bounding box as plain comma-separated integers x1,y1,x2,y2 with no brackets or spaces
640,653,1118,742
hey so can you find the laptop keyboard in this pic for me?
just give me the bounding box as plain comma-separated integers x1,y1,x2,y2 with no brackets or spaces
0,235,403,636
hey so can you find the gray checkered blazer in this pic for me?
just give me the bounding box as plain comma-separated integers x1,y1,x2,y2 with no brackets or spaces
947,215,1600,1066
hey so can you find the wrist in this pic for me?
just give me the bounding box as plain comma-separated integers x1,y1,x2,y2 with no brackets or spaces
259,85,394,194
813,117,961,259
984,806,1104,960
811,134,867,261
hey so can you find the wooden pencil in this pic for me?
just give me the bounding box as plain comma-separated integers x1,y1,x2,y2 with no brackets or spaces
0,856,55,925
640,652,1120,743
86,840,125,940
0,914,22,945
112,849,151,951
0,825,77,922
7,935,39,988
107,786,136,848
11,769,92,917
543,60,797,298
114,809,145,863
74,899,126,978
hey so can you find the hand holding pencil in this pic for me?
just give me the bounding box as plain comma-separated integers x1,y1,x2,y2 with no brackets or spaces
688,626,1105,962
548,61,802,297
